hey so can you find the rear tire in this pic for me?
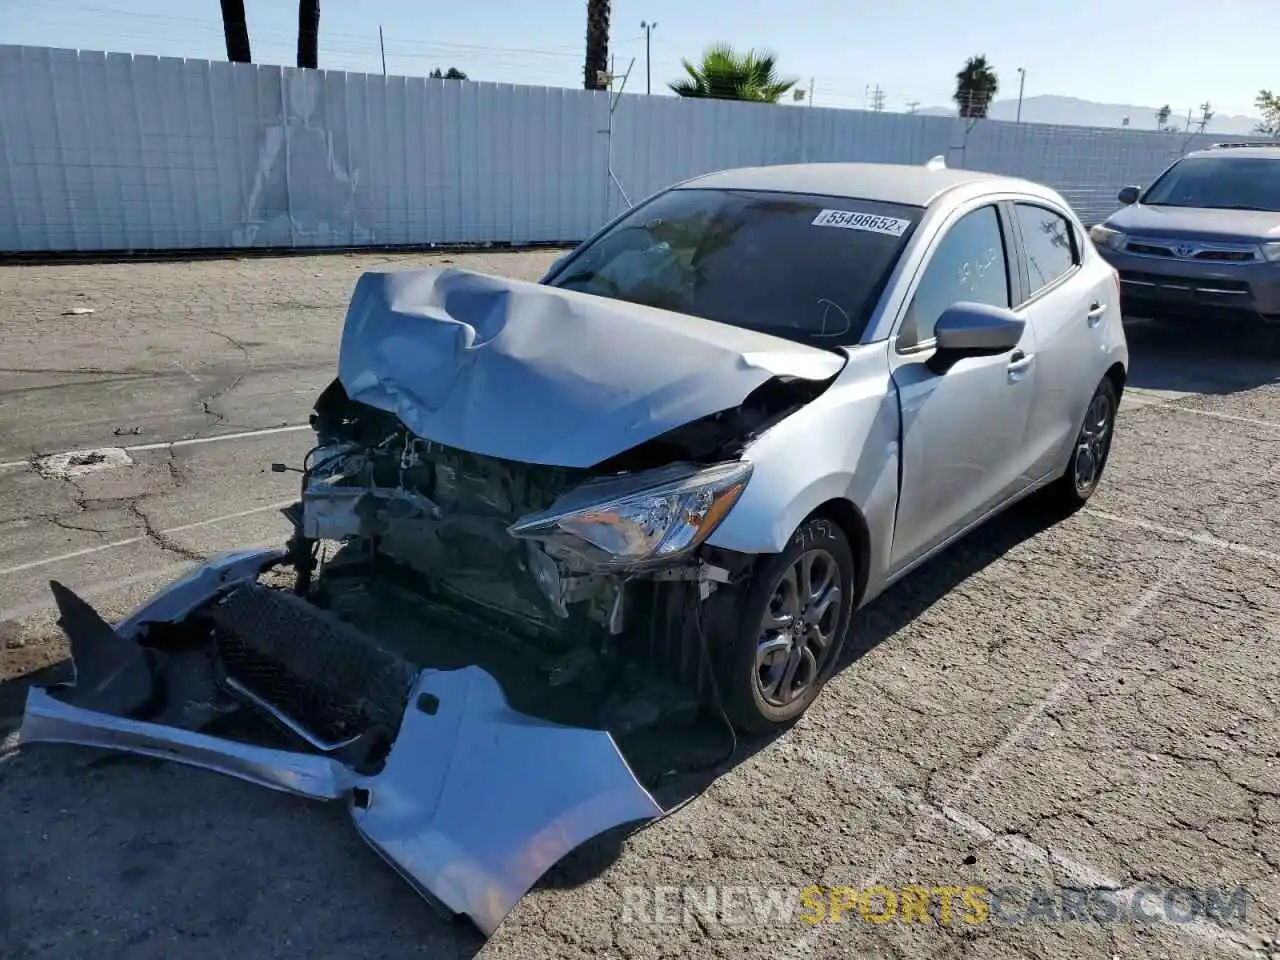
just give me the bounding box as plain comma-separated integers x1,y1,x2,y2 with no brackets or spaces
717,517,855,733
1044,376,1119,513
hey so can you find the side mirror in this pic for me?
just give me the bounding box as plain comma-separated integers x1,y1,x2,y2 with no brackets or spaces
1117,185,1141,205
929,302,1025,373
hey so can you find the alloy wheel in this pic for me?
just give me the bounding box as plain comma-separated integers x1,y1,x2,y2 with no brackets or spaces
754,548,844,707
1073,388,1115,495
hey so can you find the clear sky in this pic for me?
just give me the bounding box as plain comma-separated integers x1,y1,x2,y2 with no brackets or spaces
2,0,1275,118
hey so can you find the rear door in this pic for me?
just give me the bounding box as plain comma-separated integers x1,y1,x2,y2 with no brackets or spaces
887,202,1037,571
1007,200,1112,482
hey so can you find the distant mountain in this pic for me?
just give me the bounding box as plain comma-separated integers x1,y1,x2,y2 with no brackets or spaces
916,94,1263,135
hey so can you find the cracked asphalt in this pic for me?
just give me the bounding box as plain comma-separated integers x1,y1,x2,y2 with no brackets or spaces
1,252,1278,960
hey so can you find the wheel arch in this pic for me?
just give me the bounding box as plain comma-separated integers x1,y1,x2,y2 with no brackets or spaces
1104,360,1127,399
806,497,872,610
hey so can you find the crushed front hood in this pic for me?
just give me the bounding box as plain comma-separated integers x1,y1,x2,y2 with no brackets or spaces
337,268,846,467
17,552,664,937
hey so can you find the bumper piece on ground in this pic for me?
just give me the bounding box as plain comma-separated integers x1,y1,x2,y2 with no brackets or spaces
18,553,665,937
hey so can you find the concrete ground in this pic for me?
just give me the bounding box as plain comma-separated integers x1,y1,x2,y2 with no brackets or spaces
0,252,1277,960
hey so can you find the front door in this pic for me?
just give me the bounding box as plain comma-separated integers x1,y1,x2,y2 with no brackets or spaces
888,203,1036,571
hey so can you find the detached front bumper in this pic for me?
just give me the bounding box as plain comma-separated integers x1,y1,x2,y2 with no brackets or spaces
17,549,663,937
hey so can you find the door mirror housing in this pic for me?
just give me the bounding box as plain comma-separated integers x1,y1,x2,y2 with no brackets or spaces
929,302,1025,372
1117,185,1141,205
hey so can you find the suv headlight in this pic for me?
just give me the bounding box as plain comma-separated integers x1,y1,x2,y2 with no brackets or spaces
1260,241,1280,263
509,461,751,568
1089,224,1127,251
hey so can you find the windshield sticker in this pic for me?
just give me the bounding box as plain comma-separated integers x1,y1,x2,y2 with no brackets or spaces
811,209,910,236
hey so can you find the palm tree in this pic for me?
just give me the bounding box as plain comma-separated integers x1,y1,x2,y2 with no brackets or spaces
669,44,798,103
219,0,251,63
954,55,998,118
1257,91,1280,137
297,0,320,69
584,0,610,90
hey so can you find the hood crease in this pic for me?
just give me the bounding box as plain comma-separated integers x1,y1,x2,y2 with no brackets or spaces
337,268,846,468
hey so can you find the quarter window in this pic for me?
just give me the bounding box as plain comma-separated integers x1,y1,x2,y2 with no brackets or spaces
897,205,1009,351
1014,203,1078,298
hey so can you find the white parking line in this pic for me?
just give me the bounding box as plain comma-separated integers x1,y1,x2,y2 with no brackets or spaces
0,500,295,577
0,561,191,623
0,537,283,623
1157,405,1280,429
784,745,1256,958
1085,509,1280,565
781,454,1280,959
0,424,312,471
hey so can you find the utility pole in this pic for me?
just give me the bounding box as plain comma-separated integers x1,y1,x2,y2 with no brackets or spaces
640,20,656,95
1016,67,1026,122
870,84,885,111
1197,101,1213,133
906,100,919,115
379,26,386,77
808,77,814,107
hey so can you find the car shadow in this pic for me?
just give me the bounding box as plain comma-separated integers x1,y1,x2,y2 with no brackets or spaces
540,488,1061,891
1121,316,1280,395
0,495,1058,956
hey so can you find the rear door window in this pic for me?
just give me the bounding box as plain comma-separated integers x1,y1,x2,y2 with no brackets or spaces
1014,203,1079,299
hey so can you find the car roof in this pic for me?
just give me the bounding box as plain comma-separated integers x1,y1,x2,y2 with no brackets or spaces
674,162,1023,208
1185,145,1280,160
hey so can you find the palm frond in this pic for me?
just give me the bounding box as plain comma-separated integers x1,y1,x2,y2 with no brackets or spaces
668,43,797,103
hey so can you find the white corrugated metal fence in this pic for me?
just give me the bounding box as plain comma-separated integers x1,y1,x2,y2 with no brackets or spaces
0,44,1261,253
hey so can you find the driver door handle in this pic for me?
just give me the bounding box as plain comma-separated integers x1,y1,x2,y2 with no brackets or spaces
1007,350,1034,383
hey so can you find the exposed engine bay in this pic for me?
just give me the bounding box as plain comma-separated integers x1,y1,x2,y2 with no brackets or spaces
283,372,829,733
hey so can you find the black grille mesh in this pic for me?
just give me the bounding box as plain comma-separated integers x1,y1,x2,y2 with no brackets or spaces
206,585,416,744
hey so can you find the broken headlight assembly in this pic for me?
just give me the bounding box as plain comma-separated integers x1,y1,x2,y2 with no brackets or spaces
508,461,751,568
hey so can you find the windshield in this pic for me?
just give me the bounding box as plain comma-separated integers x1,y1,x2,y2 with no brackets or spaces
1142,156,1280,211
545,188,921,346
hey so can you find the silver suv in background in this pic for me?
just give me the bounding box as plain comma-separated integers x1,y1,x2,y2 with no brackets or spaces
1089,144,1280,336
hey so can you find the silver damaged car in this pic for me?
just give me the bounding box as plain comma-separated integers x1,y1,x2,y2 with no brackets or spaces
20,161,1128,935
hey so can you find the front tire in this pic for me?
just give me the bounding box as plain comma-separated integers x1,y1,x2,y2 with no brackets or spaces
1045,376,1118,512
718,517,855,733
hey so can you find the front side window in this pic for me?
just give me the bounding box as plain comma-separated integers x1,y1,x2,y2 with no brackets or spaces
546,188,922,347
1142,156,1280,211
897,205,1009,351
1015,203,1078,298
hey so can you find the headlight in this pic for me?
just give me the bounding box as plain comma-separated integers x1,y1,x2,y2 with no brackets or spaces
1089,224,1127,251
1260,240,1280,263
509,461,752,567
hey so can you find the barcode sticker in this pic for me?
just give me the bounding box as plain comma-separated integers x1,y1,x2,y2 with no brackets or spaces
811,209,910,236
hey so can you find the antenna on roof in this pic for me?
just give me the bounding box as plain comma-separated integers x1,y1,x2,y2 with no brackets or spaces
925,155,947,170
